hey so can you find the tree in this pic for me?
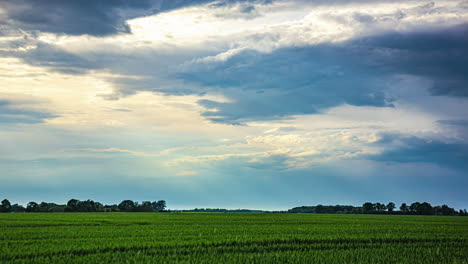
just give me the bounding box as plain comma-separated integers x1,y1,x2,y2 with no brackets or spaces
362,202,374,214
118,200,135,212
78,200,97,212
152,200,166,212
400,203,408,213
39,202,50,212
409,202,420,213
137,201,153,212
94,202,104,212
386,202,396,212
417,202,433,215
66,199,80,212
441,205,455,216
315,205,324,213
0,199,11,213
374,203,386,212
11,204,26,212
26,202,39,212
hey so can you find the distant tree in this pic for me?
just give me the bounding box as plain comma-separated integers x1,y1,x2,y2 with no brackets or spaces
26,202,39,212
158,200,166,211
136,201,153,212
386,202,396,212
118,200,135,212
0,199,11,213
362,202,374,214
417,202,433,215
289,205,360,214
400,203,408,213
374,203,386,212
441,205,455,216
433,206,441,215
66,199,80,212
409,202,421,213
315,205,324,214
39,202,49,212
94,202,104,212
152,200,166,212
78,200,97,212
11,204,26,212
104,204,119,212
48,206,65,212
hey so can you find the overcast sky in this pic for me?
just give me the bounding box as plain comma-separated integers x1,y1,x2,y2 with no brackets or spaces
1,0,467,210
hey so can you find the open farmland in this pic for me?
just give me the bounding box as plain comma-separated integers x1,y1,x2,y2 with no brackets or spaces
1,213,468,263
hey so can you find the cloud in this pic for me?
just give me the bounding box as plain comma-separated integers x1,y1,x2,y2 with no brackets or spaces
185,46,393,124
2,1,467,119
437,119,468,142
0,0,274,37
0,0,158,36
14,42,100,74
165,129,382,171
437,119,468,127
370,133,468,170
0,98,57,124
78,148,144,155
178,23,468,124
353,23,468,97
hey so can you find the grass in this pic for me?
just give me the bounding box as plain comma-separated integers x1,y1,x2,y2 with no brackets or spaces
1,213,468,263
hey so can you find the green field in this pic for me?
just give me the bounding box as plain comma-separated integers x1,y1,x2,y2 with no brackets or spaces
1,213,468,263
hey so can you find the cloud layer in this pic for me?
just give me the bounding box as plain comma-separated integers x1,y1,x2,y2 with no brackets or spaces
1,0,468,209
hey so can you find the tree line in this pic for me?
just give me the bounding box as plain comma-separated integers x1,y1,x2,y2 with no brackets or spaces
2,198,467,215
0,199,166,213
289,205,361,214
176,208,266,213
362,202,465,216
289,202,468,216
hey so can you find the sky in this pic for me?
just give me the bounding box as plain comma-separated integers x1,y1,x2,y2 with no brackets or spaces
0,0,467,210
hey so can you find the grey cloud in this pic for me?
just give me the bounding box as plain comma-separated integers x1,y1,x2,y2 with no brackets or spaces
0,0,272,36
370,133,468,170
0,0,158,36
180,45,393,124
2,9,467,125
179,24,468,124
354,24,468,97
437,119,468,141
0,99,58,124
0,35,102,74
19,42,100,74
437,119,468,127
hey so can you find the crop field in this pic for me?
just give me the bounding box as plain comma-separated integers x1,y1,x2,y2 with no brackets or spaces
1,213,468,263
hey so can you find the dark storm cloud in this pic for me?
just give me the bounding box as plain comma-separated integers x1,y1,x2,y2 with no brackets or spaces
370,133,468,170
0,0,158,36
180,45,393,123
179,24,468,124
353,24,468,97
0,0,272,36
0,99,57,124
